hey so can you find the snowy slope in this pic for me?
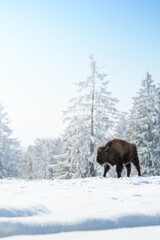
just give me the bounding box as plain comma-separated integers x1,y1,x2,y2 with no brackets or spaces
0,176,160,239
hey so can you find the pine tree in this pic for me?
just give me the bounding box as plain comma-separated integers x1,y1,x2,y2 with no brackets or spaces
151,84,160,175
115,112,130,140
21,138,63,179
62,55,119,178
128,72,157,175
0,104,22,178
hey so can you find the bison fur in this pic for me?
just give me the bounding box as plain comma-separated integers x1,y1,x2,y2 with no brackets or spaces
97,138,141,178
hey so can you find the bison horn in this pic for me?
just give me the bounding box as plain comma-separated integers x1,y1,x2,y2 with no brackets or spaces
105,146,109,152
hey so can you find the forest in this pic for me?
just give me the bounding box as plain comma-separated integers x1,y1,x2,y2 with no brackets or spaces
0,56,160,179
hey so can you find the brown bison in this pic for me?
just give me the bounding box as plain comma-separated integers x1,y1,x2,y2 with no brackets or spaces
97,138,141,178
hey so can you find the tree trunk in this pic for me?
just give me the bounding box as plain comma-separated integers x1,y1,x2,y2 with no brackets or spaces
89,56,96,177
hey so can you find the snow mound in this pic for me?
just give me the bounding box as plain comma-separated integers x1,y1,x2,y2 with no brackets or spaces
0,204,50,218
0,177,160,237
1,213,160,237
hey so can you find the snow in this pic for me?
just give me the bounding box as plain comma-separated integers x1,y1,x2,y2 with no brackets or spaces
3,226,160,240
0,176,160,239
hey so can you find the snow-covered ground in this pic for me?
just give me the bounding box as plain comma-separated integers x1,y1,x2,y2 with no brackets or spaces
0,176,160,239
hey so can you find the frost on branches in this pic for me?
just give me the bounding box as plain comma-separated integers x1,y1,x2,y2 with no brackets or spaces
62,55,119,179
128,72,160,175
21,138,63,179
0,104,22,178
115,112,130,141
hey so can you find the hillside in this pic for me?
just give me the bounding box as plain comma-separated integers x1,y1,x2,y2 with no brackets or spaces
0,176,160,239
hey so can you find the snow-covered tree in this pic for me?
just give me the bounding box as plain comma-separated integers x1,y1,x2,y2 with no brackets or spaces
151,84,160,175
62,55,119,178
115,112,130,141
0,104,22,178
128,72,159,175
21,138,63,179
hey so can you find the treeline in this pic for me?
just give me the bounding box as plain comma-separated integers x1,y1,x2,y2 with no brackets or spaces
1,56,160,179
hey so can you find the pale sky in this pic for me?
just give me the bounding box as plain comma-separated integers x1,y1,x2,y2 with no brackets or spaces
0,0,160,147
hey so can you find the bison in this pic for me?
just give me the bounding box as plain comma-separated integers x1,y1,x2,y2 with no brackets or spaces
97,138,141,178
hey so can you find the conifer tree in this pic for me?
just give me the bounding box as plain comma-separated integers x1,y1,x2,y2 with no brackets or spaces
62,55,119,178
115,112,130,140
21,138,62,179
128,72,157,175
0,104,22,178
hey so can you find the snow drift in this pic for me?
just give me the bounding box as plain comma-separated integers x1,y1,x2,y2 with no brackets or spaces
0,176,160,238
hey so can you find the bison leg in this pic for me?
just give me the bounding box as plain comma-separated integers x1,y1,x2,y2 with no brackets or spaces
103,164,110,177
116,164,123,178
131,150,141,176
125,163,131,177
133,162,141,176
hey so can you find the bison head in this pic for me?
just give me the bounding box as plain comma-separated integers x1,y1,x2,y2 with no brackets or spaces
96,144,111,166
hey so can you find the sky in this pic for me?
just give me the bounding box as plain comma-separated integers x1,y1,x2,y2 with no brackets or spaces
0,0,160,147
